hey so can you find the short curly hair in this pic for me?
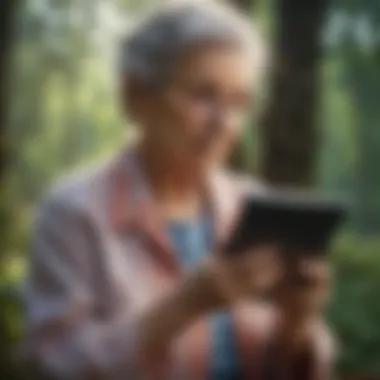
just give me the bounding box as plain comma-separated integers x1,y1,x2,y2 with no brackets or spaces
120,1,266,88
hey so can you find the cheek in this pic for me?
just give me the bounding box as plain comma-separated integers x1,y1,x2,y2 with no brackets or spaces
163,103,216,155
154,97,202,141
172,98,212,135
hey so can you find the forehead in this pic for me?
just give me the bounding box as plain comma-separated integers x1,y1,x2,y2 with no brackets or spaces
169,43,254,90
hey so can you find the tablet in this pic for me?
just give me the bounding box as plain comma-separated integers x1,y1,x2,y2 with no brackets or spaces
223,188,349,255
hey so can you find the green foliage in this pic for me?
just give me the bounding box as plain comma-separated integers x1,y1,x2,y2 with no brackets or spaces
328,236,380,375
2,0,380,378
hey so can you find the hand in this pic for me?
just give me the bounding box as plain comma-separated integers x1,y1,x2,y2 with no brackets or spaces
138,245,282,359
182,245,282,314
279,255,330,317
262,256,334,380
274,254,331,350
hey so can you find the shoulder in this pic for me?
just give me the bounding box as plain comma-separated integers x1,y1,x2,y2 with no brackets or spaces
36,157,113,226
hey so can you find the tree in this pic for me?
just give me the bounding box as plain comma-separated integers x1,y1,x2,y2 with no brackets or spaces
229,0,257,170
228,0,254,171
260,0,328,186
0,0,20,180
0,2,23,379
337,0,380,235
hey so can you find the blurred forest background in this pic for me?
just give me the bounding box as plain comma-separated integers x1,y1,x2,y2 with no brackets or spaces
1,0,380,379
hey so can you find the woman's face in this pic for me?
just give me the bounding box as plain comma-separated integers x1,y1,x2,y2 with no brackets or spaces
138,44,254,173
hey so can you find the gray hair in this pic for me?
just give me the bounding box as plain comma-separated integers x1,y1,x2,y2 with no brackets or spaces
120,1,266,87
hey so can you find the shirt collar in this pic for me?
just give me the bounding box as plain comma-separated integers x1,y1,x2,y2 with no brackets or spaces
107,144,243,248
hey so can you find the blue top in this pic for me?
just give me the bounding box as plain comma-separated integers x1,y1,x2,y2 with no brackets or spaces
167,216,241,380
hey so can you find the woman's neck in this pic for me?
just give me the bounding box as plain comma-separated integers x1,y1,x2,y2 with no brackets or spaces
138,140,206,220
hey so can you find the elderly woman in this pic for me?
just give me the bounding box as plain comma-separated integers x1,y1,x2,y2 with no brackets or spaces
23,2,333,380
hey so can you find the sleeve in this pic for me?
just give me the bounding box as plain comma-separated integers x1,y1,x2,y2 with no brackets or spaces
22,195,165,380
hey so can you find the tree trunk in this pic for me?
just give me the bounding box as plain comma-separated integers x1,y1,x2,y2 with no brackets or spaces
228,0,254,171
0,3,21,379
0,0,19,181
260,0,327,187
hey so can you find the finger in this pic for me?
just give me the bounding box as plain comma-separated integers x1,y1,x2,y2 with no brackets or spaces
297,258,331,284
238,245,283,294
